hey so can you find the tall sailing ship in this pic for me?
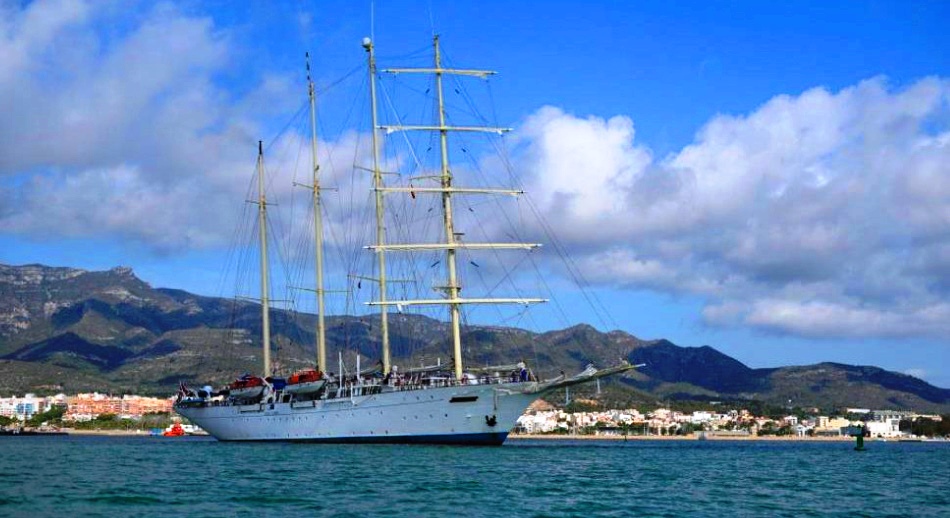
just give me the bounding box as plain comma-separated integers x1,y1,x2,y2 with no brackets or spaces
174,36,634,445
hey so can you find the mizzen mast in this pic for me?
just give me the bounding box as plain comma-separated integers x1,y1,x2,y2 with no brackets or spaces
366,36,546,380
306,53,328,374
256,141,272,377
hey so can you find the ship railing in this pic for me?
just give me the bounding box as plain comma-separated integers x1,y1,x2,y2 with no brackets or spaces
381,372,533,391
176,372,537,410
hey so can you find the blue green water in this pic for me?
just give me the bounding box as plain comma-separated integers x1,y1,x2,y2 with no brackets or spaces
1,436,947,517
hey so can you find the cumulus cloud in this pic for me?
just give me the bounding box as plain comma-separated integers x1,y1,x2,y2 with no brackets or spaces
744,299,950,339
0,0,377,256
514,78,950,340
0,1,316,252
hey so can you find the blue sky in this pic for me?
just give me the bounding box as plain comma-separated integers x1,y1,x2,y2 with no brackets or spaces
2,1,949,387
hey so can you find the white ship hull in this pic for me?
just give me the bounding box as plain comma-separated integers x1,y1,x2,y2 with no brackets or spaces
176,382,540,445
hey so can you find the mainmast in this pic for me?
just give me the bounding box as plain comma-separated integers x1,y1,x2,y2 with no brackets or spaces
432,36,464,381
362,38,392,376
256,141,272,377
366,35,547,381
306,53,328,374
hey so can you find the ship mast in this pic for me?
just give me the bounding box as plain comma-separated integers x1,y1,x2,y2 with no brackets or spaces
365,36,547,380
306,53,328,374
432,36,464,381
256,141,272,377
363,38,392,376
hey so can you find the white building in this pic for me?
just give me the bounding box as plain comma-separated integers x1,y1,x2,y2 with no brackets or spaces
0,393,61,421
516,411,559,434
866,418,903,438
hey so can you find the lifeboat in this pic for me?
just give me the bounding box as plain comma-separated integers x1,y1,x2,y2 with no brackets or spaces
163,422,185,437
284,369,326,395
228,374,266,400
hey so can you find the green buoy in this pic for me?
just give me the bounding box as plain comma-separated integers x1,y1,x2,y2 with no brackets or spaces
849,424,867,451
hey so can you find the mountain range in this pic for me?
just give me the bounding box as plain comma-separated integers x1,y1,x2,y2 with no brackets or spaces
2,263,949,413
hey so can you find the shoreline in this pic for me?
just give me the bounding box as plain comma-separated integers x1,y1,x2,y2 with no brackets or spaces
61,429,153,436
7,430,942,442
507,433,855,442
60,428,211,437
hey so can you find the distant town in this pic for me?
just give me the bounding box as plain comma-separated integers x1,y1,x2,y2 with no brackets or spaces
515,403,949,440
0,393,174,433
2,392,948,439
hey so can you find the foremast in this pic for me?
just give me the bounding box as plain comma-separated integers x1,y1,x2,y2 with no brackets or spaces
256,141,272,377
306,53,328,374
366,36,546,380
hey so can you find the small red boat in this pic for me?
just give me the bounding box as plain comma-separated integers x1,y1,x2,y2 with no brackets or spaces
163,423,185,437
284,369,326,395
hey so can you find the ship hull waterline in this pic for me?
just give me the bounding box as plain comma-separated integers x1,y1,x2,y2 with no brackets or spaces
176,382,539,446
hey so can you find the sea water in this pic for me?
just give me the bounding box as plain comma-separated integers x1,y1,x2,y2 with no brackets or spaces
1,436,947,517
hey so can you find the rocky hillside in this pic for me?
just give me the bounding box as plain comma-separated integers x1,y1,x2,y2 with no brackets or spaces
627,340,950,412
2,263,949,412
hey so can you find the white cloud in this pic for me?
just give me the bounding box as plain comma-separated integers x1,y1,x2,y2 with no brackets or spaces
514,77,950,340
512,107,653,244
744,299,950,339
0,0,91,87
6,164,215,249
0,1,409,259
0,1,236,173
0,1,340,253
0,1,245,249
